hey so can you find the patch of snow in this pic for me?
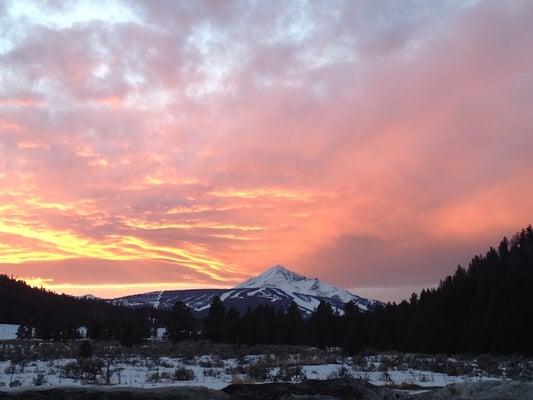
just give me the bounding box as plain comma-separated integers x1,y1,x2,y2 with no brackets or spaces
77,326,87,338
156,327,166,339
152,291,164,309
0,352,505,393
0,324,19,340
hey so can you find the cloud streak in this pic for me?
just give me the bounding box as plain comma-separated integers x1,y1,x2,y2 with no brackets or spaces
0,0,532,300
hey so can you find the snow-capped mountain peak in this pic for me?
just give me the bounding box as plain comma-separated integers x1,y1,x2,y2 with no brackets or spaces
235,264,306,289
233,265,377,312
114,265,380,315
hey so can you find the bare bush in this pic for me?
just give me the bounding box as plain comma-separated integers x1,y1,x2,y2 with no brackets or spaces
203,368,222,378
32,373,46,386
61,359,105,383
275,365,305,382
248,361,270,381
327,365,353,380
145,372,161,383
174,367,195,381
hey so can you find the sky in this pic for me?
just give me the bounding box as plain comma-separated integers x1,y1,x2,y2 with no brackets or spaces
0,0,532,302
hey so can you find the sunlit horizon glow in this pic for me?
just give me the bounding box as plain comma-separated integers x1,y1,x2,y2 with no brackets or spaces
1,0,533,303
18,276,231,297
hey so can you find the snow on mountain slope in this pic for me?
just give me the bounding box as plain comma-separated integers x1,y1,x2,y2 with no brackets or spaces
236,265,365,304
114,289,226,311
113,265,380,315
230,265,378,314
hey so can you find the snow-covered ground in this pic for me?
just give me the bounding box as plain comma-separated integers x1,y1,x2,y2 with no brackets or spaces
0,324,19,340
0,353,501,392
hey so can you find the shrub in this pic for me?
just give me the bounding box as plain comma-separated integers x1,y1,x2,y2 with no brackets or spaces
225,364,247,375
379,371,392,383
275,365,305,382
327,365,353,380
231,375,244,384
4,363,16,375
159,359,173,368
351,355,366,369
63,361,82,379
63,361,85,379
174,367,195,381
62,359,104,382
444,361,461,376
203,368,222,378
476,354,502,376
199,358,224,368
33,373,46,386
249,361,270,381
146,372,161,383
79,341,93,359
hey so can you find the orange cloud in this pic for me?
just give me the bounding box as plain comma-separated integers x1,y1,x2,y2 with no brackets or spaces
0,0,532,302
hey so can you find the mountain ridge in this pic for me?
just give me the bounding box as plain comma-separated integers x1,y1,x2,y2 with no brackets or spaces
114,265,380,315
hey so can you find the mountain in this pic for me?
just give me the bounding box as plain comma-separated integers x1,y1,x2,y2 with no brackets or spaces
113,289,226,311
78,294,98,300
113,265,380,315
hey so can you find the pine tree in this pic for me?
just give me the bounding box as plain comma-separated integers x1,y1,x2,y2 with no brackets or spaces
224,308,241,347
310,301,336,349
205,296,226,343
284,302,304,345
166,301,193,342
16,325,32,340
79,340,93,359
341,301,363,354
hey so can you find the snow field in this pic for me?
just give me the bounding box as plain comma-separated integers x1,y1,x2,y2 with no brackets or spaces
0,353,501,392
0,325,19,341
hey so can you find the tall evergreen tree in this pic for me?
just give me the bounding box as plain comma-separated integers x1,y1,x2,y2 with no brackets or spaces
340,301,363,354
166,301,194,342
224,308,241,347
310,301,336,349
204,296,226,343
284,302,304,345
16,325,33,340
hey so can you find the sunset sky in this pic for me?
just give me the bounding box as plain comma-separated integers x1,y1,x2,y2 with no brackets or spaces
0,0,532,302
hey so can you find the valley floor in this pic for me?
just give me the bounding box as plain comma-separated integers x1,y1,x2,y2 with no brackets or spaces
0,340,531,394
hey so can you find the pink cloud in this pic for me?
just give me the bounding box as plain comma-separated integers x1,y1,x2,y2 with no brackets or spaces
0,0,532,301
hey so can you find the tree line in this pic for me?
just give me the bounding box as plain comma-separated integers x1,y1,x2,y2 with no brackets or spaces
167,226,533,355
2,226,532,355
0,275,157,346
